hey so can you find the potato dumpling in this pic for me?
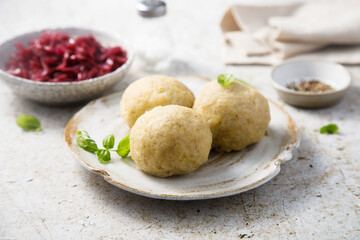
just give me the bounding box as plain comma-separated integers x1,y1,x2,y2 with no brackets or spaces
130,105,212,178
193,81,270,152
120,75,195,127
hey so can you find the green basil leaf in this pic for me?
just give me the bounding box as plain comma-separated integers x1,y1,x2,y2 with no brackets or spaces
320,124,339,134
103,135,115,149
117,134,130,158
16,114,41,132
217,73,234,86
76,130,98,153
217,73,249,86
96,149,111,163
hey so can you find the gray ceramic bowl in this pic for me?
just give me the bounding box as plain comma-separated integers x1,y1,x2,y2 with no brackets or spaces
0,27,134,106
272,61,351,108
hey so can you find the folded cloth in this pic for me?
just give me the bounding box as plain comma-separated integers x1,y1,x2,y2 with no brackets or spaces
221,0,360,65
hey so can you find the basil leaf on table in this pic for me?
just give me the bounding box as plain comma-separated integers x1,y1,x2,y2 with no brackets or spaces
96,149,111,163
16,114,41,132
103,135,115,149
76,130,98,153
117,134,130,158
320,124,339,134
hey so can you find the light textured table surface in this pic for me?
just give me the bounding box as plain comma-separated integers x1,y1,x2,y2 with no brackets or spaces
0,0,359,239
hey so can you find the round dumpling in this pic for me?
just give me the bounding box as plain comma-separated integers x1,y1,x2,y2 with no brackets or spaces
130,105,212,178
120,75,195,127
193,81,270,152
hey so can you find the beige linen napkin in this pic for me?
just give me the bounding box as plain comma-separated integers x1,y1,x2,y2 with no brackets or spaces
221,0,360,65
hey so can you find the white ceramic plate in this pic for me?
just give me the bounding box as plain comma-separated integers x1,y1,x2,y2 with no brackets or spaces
65,76,300,200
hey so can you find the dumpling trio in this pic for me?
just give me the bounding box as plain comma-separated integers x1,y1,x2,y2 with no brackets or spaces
120,75,270,177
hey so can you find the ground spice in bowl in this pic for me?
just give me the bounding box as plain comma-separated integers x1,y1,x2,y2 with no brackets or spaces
286,80,334,93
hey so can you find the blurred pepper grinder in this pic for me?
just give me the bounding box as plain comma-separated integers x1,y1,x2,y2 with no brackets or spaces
135,0,173,72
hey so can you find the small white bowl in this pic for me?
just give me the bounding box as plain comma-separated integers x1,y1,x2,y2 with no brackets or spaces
0,27,134,106
271,61,351,108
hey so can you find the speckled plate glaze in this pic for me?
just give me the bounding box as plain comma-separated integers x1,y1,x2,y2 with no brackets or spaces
65,76,300,200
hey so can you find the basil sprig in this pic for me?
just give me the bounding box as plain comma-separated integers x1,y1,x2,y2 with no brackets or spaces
16,114,41,132
320,124,339,134
217,73,249,86
76,130,130,164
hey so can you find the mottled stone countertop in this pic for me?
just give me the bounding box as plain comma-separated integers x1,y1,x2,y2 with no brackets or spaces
0,0,359,239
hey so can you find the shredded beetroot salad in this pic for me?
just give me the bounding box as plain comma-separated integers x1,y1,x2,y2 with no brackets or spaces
6,31,127,82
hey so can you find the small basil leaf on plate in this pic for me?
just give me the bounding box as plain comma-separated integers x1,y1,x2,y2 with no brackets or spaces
16,114,41,132
76,130,98,153
217,73,249,86
96,149,111,163
320,124,339,134
103,135,115,149
117,134,130,158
